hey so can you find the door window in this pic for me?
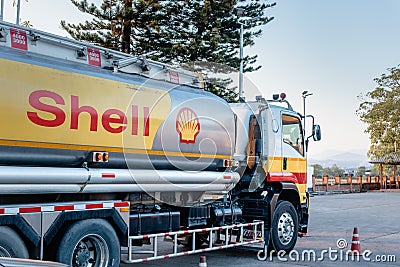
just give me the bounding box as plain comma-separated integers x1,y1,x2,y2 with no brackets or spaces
282,115,304,156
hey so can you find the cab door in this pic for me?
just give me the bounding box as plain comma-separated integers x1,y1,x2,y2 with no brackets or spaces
281,112,308,203
281,113,305,160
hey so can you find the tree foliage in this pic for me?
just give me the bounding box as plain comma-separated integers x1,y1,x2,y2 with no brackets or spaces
311,164,323,178
357,65,400,160
311,163,347,178
355,166,366,177
61,0,275,101
322,164,345,177
61,0,134,53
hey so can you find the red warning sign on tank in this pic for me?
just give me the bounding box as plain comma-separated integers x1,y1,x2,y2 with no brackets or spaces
88,47,101,67
10,28,28,51
169,72,180,84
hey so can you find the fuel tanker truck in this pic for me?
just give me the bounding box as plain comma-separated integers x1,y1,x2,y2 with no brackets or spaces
0,21,321,266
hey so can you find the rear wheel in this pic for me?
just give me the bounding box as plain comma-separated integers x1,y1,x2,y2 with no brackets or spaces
0,226,29,258
270,201,298,252
56,219,120,267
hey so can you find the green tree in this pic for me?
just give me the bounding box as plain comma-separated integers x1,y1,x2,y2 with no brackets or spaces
61,0,135,53
356,166,366,177
205,77,238,103
357,65,400,160
322,164,345,177
61,0,275,101
311,164,323,178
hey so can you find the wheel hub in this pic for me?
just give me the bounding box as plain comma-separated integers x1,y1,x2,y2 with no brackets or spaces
75,243,91,267
72,234,109,267
277,212,294,245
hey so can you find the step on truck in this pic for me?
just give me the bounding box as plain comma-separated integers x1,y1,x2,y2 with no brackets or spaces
0,21,321,266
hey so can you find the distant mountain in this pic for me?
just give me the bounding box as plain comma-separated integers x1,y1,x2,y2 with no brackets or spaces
308,151,371,169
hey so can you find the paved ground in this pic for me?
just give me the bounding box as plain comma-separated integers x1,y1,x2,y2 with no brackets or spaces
122,191,400,266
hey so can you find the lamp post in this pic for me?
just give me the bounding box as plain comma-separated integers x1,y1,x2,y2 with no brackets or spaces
0,0,20,23
236,8,263,101
302,91,313,137
236,8,245,101
239,22,244,101
0,0,4,21
16,0,21,25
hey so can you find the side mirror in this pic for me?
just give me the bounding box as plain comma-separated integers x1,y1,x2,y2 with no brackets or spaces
313,124,321,141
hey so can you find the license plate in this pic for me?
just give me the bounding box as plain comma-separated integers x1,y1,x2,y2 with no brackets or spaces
243,229,262,240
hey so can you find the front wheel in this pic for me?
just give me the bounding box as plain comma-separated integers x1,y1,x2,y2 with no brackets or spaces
270,201,299,252
56,219,120,267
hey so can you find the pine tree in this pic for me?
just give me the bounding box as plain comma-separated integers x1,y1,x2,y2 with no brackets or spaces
61,0,275,101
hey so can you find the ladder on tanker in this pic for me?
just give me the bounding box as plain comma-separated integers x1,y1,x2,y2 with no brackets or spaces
0,20,204,88
122,221,265,264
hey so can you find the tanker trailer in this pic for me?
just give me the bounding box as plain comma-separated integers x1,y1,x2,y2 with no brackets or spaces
0,21,244,265
0,21,321,266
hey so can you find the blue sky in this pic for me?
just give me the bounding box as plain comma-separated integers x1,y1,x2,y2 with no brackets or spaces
3,0,400,158
246,0,400,158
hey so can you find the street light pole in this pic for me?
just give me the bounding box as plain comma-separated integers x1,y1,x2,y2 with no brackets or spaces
0,0,4,21
235,4,275,102
236,7,245,101
302,90,313,137
16,0,21,25
239,22,244,101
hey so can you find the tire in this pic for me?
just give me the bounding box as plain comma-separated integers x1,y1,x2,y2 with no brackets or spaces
56,219,120,267
0,226,29,258
270,200,299,252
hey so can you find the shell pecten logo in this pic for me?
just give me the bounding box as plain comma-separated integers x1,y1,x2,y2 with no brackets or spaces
176,108,200,144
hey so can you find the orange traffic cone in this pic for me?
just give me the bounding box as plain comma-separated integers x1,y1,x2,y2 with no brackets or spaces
198,255,207,267
350,227,361,254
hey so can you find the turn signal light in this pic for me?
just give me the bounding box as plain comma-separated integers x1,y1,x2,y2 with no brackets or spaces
223,159,239,167
92,152,109,162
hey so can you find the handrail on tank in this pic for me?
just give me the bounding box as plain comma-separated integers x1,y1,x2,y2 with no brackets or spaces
0,20,203,87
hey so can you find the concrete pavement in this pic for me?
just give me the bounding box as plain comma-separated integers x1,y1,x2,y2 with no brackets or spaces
123,191,400,266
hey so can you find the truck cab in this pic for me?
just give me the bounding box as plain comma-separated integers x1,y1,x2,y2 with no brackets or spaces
230,93,321,252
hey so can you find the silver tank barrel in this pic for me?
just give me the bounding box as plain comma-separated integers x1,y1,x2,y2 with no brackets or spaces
0,166,89,184
0,185,82,194
0,46,235,170
0,166,239,195
88,169,240,184
81,184,234,193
